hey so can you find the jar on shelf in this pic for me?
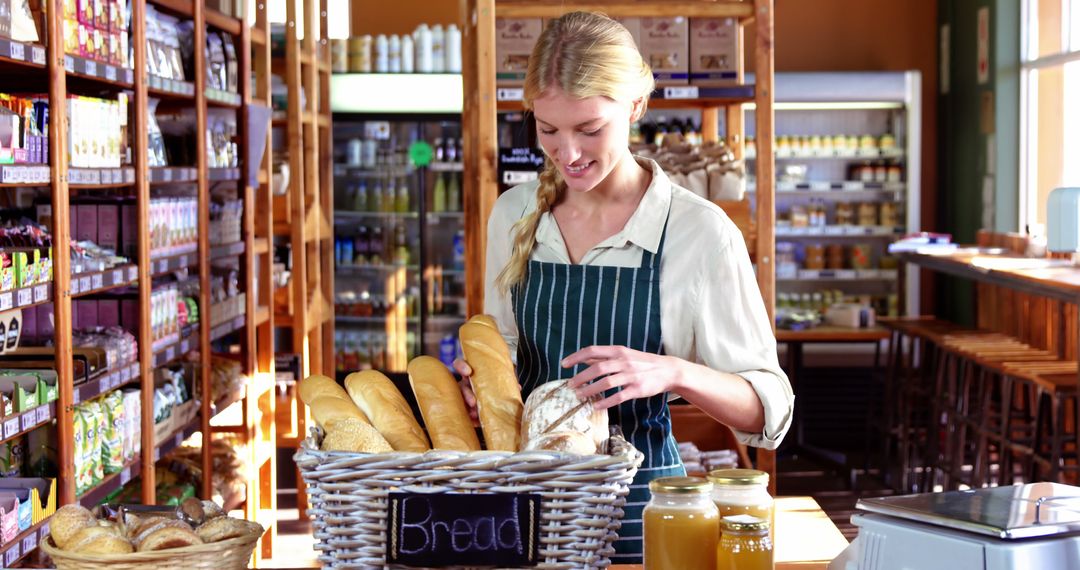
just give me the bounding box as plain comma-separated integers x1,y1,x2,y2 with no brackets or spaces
826,244,845,269
707,469,774,530
879,201,900,227
887,163,903,182
790,205,809,228
776,242,798,279
879,133,897,150
857,202,878,226
835,202,855,226
717,515,773,570
644,477,720,570
804,244,825,270
874,162,888,182
850,243,873,270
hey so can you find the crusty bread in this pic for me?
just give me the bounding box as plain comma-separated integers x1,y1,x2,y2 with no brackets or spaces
407,356,481,451
344,371,430,452
458,320,522,451
67,525,134,554
523,430,597,455
298,374,351,406
520,380,607,452
196,516,262,543
201,500,225,520
308,395,369,429
468,314,499,329
321,417,393,453
137,526,203,552
130,517,193,548
51,504,99,549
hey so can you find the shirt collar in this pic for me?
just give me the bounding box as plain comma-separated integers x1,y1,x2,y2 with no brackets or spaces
534,156,673,256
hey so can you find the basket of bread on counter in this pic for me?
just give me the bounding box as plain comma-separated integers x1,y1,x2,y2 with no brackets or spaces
40,497,263,570
294,314,644,569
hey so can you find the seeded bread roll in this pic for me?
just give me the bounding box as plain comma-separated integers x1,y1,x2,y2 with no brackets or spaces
344,370,430,452
50,504,99,549
67,525,134,554
321,417,393,453
137,526,203,552
458,320,523,451
407,356,481,451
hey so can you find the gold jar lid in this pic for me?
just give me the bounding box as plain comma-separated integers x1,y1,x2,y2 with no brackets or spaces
707,468,770,486
722,514,769,532
649,476,713,494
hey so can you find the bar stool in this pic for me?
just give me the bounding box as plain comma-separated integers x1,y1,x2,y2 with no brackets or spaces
999,363,1080,484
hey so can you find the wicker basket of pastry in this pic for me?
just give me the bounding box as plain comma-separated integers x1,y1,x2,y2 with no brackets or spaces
294,314,643,569
40,497,263,570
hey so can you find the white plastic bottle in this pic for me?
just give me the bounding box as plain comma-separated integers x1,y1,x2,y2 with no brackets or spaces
401,34,414,73
388,35,401,73
431,24,445,73
446,24,461,73
374,34,389,73
414,24,433,73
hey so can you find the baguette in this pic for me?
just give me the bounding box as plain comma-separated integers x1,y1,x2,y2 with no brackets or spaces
299,374,351,406
459,320,523,450
308,395,369,429
468,314,499,329
344,370,430,452
407,356,481,451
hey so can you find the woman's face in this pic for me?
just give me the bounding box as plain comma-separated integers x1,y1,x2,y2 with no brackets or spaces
531,87,639,194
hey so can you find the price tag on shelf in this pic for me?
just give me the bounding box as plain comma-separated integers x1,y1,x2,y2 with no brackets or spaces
70,278,80,294
112,269,123,284
21,413,34,432
73,387,81,405
662,86,700,99
36,406,49,424
63,55,74,72
4,418,19,440
9,42,24,61
495,87,524,101
85,60,97,76
105,65,116,81
5,542,20,566
120,466,131,485
122,366,131,382
33,284,47,303
809,181,832,192
22,530,36,553
842,181,863,191
178,255,188,268
0,292,12,311
181,339,190,354
101,375,113,392
128,266,138,281
16,288,31,307
158,259,168,273
79,276,91,293
39,523,49,543
824,226,845,236
153,447,160,461
31,47,44,66
165,347,176,362
92,273,103,289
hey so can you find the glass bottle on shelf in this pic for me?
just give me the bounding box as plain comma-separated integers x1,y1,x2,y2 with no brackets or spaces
353,180,368,211
396,176,410,213
433,173,447,212
394,221,410,265
434,137,444,161
383,176,395,213
370,178,383,212
355,226,369,264
370,226,385,264
445,138,457,162
447,172,460,212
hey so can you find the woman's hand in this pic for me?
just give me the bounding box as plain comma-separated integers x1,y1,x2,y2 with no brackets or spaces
562,346,687,411
452,358,480,424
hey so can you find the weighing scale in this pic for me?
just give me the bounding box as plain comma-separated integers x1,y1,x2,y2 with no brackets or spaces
829,483,1080,569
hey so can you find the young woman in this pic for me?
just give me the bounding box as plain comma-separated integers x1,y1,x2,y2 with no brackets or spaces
455,11,793,562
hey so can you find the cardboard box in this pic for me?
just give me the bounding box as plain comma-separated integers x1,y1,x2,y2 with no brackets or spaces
120,298,138,330
690,18,741,85
121,202,136,258
97,203,119,251
76,204,97,242
76,299,98,329
495,18,542,86
640,17,688,86
97,299,119,328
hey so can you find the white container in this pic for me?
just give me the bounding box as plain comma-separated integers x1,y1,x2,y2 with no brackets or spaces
388,34,401,73
374,34,389,73
401,35,414,73
445,24,461,73
414,24,433,73
346,138,363,166
431,24,445,73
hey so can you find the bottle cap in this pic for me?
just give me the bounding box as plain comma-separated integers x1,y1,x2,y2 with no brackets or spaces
648,476,712,494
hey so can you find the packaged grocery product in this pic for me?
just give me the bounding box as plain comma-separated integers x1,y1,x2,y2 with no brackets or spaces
73,406,89,494
101,391,124,474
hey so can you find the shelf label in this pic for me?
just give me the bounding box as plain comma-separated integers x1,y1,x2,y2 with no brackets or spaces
158,259,168,273
662,86,700,99
22,530,36,553
809,181,831,191
495,87,524,101
92,273,103,289
3,418,19,439
105,65,116,81
0,292,13,311
842,181,863,191
824,226,845,236
73,387,81,405
63,55,74,72
9,42,24,61
39,523,49,542
31,46,44,65
78,276,91,293
128,266,138,281
113,269,123,284
37,406,49,424
165,347,176,362
153,447,160,461
178,255,188,268
180,339,190,354
6,541,20,566
33,284,47,303
120,466,131,485
101,374,113,392
20,413,34,432
16,288,31,307
122,366,131,383
70,278,80,294
85,60,97,76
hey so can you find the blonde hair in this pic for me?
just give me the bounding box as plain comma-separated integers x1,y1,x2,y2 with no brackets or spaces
495,11,655,293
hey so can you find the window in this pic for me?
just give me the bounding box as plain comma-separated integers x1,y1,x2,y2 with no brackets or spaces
1021,0,1080,232
258,0,349,39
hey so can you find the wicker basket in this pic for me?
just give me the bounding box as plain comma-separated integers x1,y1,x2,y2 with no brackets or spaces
295,429,644,569
40,529,260,570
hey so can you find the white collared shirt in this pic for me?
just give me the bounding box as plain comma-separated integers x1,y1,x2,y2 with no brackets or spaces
484,157,794,449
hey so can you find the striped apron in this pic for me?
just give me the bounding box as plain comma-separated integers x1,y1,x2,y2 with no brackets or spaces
512,218,685,564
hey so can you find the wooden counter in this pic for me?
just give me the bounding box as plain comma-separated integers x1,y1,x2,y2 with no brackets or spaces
897,249,1080,304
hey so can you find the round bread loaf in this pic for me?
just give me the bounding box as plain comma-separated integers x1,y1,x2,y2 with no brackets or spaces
137,526,203,551
523,430,597,454
196,516,261,543
67,525,134,555
321,417,393,453
50,504,98,549
131,518,193,548
521,380,607,451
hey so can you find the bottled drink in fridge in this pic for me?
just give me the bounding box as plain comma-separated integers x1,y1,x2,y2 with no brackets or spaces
370,178,383,212
447,172,461,211
433,173,447,212
353,180,368,211
396,176,410,213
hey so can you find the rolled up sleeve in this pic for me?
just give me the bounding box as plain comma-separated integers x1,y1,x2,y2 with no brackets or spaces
693,229,794,450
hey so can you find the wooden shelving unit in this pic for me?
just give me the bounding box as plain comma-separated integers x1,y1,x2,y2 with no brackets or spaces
271,0,335,518
462,0,778,492
0,0,274,563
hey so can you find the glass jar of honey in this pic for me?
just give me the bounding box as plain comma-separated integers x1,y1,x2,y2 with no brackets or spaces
643,477,719,570
707,469,774,533
717,515,773,570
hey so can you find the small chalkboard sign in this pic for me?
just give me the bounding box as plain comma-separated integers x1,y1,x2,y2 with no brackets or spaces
387,492,541,567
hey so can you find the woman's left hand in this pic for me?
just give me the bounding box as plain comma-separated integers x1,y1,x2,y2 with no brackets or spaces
562,346,686,411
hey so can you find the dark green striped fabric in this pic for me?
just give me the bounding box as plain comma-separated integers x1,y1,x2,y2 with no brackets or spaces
511,221,685,563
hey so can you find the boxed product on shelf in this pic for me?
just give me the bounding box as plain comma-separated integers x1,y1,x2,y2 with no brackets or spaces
640,17,689,85
66,95,125,168
209,197,242,244
145,6,187,82
495,18,542,85
0,369,56,412
62,0,129,67
147,197,197,255
0,94,48,164
207,109,238,168
689,17,741,86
